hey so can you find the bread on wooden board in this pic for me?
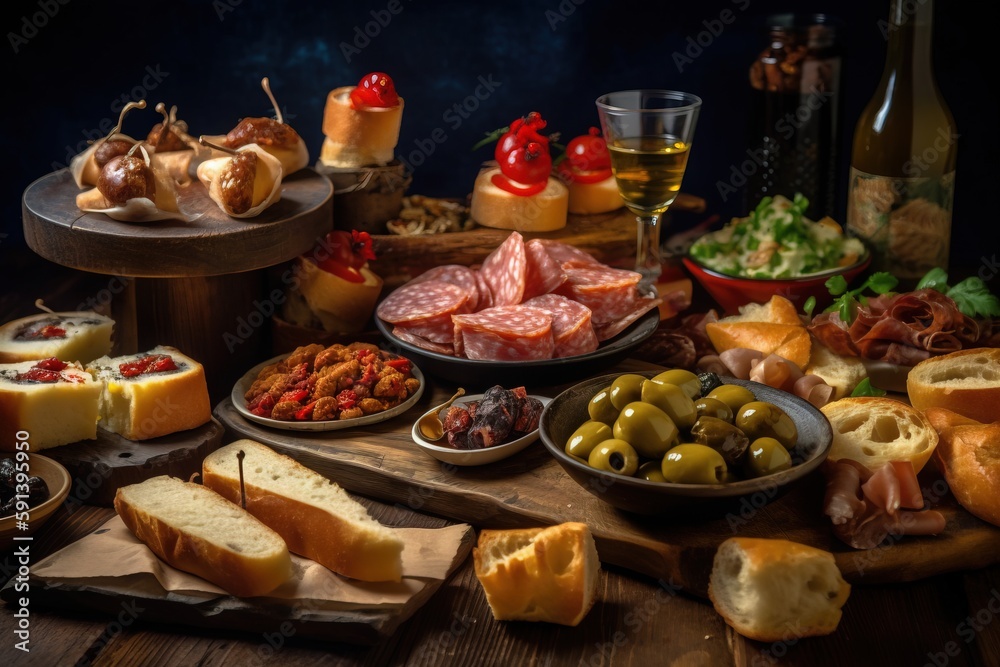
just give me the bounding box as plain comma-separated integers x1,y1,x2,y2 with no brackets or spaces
202,439,405,582
114,475,293,598
925,407,1000,528
472,522,600,626
469,167,569,232
320,86,403,167
821,396,939,473
0,359,101,450
907,348,1000,425
708,537,850,642
87,345,212,441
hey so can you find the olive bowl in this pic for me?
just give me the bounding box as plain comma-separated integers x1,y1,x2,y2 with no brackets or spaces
538,372,833,516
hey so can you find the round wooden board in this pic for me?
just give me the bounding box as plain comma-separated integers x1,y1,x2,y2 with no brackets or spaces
43,419,225,507
22,168,333,278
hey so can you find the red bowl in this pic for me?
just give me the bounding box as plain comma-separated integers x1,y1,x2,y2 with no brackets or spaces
682,254,871,315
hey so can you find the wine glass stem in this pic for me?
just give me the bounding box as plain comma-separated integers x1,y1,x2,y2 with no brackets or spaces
636,214,661,288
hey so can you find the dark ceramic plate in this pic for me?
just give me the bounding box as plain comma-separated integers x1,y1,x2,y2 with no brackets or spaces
375,308,659,389
538,372,833,516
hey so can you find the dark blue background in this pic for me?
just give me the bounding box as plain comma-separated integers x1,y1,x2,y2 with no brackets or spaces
2,0,994,271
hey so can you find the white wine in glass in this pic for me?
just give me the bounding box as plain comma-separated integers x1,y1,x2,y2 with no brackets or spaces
596,91,701,288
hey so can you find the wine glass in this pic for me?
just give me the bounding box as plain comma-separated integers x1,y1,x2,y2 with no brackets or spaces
595,90,702,288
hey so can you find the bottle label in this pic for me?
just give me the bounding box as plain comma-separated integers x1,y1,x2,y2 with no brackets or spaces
846,168,955,280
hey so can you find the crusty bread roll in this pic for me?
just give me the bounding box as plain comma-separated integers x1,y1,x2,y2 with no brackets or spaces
87,345,212,441
705,296,811,369
805,341,868,400
925,408,1000,528
320,86,403,167
0,359,101,451
202,440,405,582
472,522,600,626
906,348,1000,425
0,311,114,364
566,176,624,215
821,397,939,473
294,256,383,333
114,475,293,598
469,167,569,232
722,295,802,326
708,537,850,642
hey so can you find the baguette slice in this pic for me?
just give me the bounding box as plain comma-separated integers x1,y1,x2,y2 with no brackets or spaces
821,397,939,473
202,440,405,582
470,167,569,232
320,86,403,167
566,175,624,215
473,522,600,626
114,476,292,598
805,341,868,400
708,537,850,642
925,408,1000,528
907,348,1000,425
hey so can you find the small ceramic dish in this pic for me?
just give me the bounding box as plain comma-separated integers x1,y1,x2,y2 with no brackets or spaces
411,394,552,466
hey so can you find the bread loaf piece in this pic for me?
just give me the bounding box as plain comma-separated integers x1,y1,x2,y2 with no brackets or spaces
925,408,1000,528
708,537,850,642
87,345,211,441
821,396,939,473
114,476,293,598
202,440,405,582
566,175,624,215
473,522,600,626
0,311,113,364
906,348,1000,425
469,167,569,232
805,341,868,400
0,359,101,451
320,86,403,167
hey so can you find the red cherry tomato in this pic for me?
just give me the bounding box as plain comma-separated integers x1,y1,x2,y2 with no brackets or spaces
494,112,548,163
566,127,611,171
499,141,551,185
349,72,399,108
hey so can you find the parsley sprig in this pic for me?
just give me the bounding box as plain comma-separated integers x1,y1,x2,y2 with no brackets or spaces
823,272,899,324
916,268,1000,318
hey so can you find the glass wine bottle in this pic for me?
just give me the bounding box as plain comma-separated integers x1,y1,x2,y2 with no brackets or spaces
846,0,957,287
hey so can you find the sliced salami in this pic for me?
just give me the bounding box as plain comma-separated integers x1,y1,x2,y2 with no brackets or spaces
555,265,642,324
535,239,601,267
523,239,566,300
392,326,456,356
594,296,663,341
452,306,555,361
376,279,470,332
479,232,527,307
409,264,481,311
474,270,494,311
522,294,599,358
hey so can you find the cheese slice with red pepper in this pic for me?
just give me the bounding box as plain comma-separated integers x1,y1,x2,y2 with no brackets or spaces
0,312,113,364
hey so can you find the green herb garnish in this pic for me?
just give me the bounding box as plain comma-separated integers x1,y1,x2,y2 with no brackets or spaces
824,272,899,324
916,268,1000,318
471,125,509,152
851,378,887,397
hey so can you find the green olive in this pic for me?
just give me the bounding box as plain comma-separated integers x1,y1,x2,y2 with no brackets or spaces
613,401,679,459
735,401,798,449
588,439,639,476
650,369,702,400
744,437,793,477
707,385,757,414
638,460,667,483
690,416,750,466
640,380,697,430
588,386,620,425
566,421,614,460
609,374,647,410
694,396,734,423
660,444,727,484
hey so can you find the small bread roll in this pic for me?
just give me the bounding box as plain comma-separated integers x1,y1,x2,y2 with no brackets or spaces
320,86,403,167
925,408,1000,528
473,522,600,626
709,537,850,642
907,348,1000,425
821,397,939,473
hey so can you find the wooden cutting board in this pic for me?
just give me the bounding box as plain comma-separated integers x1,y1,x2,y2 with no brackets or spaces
212,369,1000,598
43,420,224,506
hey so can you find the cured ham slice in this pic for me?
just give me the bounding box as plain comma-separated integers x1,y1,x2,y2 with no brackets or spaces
593,296,662,341
479,231,527,307
556,264,642,324
522,239,566,300
452,306,555,361
522,294,599,358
